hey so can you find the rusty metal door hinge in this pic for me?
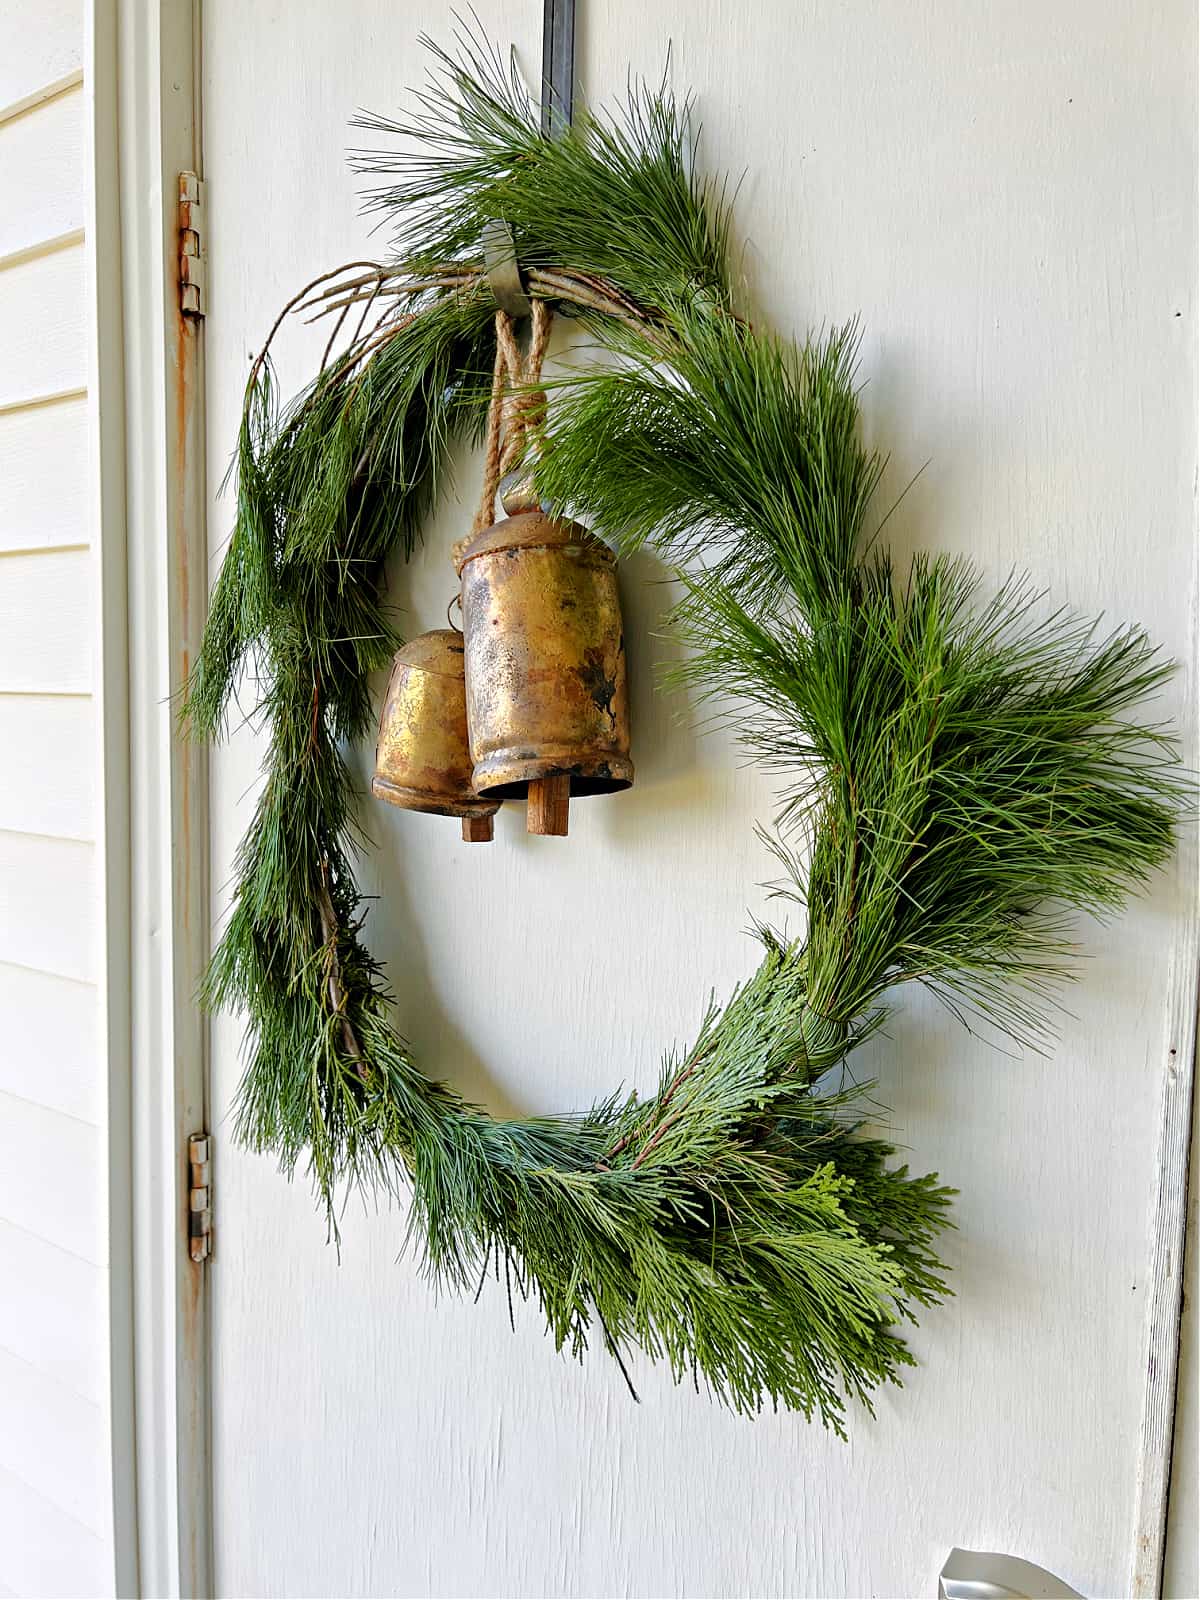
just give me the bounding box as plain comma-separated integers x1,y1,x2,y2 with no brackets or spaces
178,172,206,318
188,1133,212,1262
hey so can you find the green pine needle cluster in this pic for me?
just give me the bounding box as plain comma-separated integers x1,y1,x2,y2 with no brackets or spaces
352,28,733,314
185,34,1184,1426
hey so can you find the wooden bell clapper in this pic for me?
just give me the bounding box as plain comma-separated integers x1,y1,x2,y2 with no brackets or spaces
527,773,571,836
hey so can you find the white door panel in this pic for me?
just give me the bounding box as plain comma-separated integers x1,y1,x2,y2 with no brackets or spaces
202,4,1198,1596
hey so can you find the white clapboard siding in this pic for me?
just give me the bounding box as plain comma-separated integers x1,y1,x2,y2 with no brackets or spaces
0,1348,109,1538
0,1220,106,1403
0,547,93,693
0,1088,104,1273
0,394,88,552
0,13,112,1597
0,1092,105,1265
0,244,86,408
0,84,83,261
0,831,96,984
0,2,82,120
0,1465,108,1600
0,963,101,1123
0,697,96,839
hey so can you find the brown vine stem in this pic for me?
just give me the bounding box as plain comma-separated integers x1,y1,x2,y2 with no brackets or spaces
630,1108,685,1170
300,276,479,321
298,264,474,307
601,1048,703,1168
297,264,665,343
529,269,655,332
249,261,386,385
317,860,367,1078
300,265,745,345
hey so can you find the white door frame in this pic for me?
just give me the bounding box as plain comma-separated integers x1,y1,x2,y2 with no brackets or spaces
89,2,211,1594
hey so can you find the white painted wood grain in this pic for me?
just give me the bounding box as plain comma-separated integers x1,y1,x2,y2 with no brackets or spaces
0,831,97,983
203,3,1198,1597
0,1348,110,1541
0,1463,111,1600
0,394,88,553
0,0,82,120
0,1218,107,1403
0,696,96,839
0,245,86,408
0,962,101,1123
0,85,84,261
0,1090,105,1264
0,547,94,692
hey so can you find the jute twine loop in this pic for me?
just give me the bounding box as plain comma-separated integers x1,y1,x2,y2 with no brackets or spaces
453,300,553,570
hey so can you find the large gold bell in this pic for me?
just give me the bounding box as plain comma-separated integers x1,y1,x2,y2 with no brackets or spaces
457,504,634,836
372,629,499,843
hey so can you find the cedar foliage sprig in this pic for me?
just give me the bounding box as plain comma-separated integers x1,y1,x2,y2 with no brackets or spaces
185,34,1184,1426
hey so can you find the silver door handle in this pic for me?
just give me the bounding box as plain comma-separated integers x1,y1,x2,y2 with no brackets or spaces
938,1548,1085,1599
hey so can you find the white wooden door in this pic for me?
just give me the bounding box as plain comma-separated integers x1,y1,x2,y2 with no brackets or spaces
201,4,1198,1596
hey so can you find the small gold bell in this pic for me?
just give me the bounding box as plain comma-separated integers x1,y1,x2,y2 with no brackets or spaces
457,484,634,837
372,629,499,843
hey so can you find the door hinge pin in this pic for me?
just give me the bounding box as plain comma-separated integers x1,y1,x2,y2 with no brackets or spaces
178,171,207,318
188,1132,212,1263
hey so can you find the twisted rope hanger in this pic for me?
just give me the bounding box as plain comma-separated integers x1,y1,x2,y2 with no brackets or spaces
469,299,554,544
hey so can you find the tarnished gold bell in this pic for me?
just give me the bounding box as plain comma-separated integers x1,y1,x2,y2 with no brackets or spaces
457,481,634,837
371,629,499,843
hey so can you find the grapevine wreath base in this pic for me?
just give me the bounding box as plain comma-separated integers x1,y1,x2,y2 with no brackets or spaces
186,36,1183,1428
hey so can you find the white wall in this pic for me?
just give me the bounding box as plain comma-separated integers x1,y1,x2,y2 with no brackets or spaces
203,4,1198,1597
0,2,115,1595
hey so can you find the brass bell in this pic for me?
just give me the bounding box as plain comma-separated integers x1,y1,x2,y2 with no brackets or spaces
457,487,634,836
371,629,499,843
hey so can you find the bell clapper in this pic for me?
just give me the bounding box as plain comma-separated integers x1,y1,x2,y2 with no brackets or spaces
527,774,570,836
461,814,495,844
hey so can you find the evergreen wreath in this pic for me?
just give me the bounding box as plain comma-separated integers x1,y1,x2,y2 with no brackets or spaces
186,35,1185,1428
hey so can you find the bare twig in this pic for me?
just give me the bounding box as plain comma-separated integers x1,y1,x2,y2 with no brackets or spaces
249,261,386,384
